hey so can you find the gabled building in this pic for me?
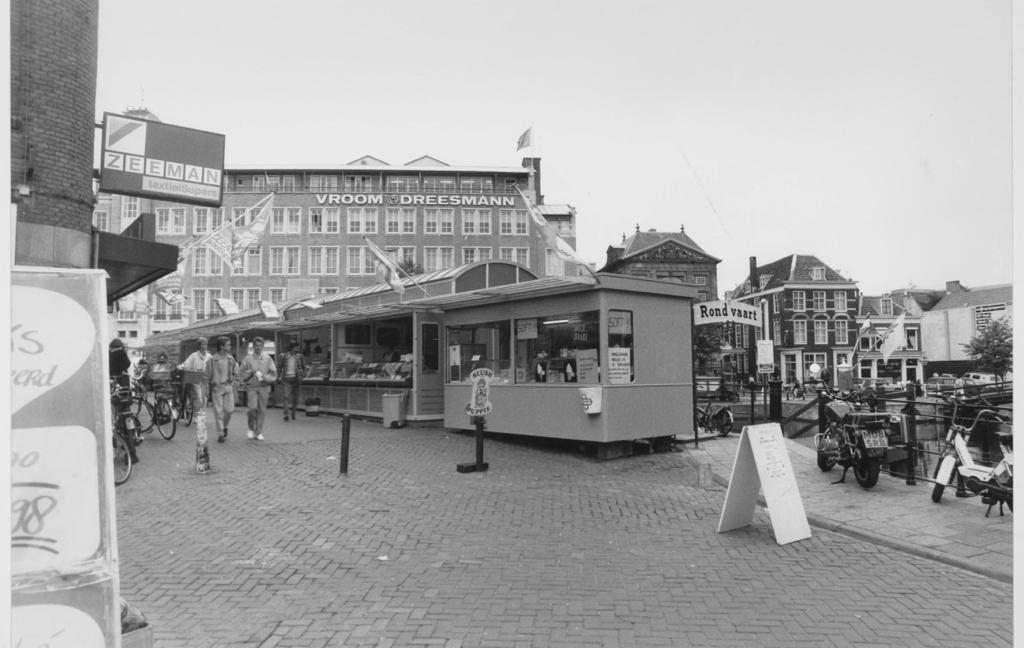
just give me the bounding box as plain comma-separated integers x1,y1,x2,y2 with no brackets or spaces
855,293,925,384
730,254,859,383
600,225,720,301
921,280,1013,376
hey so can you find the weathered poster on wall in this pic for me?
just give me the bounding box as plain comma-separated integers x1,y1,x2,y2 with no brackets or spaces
11,268,119,647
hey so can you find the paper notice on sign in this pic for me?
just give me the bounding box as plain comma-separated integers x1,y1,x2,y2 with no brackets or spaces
607,347,632,384
576,348,599,383
516,318,538,339
717,423,810,545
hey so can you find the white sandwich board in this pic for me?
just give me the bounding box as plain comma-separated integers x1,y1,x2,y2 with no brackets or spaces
717,423,811,545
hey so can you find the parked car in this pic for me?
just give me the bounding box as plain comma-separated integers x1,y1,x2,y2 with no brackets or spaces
961,372,997,384
925,375,981,396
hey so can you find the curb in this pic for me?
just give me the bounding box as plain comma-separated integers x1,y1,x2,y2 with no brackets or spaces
689,455,1014,585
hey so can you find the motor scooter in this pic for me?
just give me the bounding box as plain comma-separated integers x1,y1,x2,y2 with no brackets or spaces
931,399,1012,516
814,389,896,489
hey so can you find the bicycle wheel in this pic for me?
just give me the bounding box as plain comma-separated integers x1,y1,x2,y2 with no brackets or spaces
182,389,195,427
154,398,176,440
131,396,155,433
113,430,132,485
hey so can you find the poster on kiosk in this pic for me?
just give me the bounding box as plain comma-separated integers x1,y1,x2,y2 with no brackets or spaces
11,268,121,647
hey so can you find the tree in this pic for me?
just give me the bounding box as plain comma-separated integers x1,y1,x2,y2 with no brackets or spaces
693,324,723,371
398,257,423,276
962,318,1013,382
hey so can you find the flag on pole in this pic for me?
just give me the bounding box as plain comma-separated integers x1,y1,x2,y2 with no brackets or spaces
158,291,186,306
858,319,872,337
364,237,405,295
230,194,275,265
181,192,275,267
877,313,907,363
516,127,532,151
514,186,595,277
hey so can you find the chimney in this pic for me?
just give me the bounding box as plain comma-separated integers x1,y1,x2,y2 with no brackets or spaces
605,246,624,266
522,157,541,203
945,280,965,294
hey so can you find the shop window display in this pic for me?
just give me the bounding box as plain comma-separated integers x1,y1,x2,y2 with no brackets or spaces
514,311,601,384
447,321,511,383
331,320,413,384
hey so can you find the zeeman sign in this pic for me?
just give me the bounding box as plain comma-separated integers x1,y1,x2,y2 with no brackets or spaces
99,112,225,207
693,300,762,327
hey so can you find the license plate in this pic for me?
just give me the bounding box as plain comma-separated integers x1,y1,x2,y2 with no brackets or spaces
862,430,886,448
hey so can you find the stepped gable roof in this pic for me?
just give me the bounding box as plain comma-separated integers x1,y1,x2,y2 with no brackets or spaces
931,284,1012,310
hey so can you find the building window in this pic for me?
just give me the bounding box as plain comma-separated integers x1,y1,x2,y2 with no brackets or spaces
423,176,456,193
269,246,301,275
813,291,826,311
309,207,340,234
424,247,454,272
347,207,378,234
804,352,827,376
318,287,338,296
192,288,221,321
192,247,221,276
814,319,829,344
343,175,375,192
792,291,806,312
309,175,338,191
193,208,209,234
271,207,302,234
121,196,140,223
693,275,707,286
880,298,893,315
772,293,779,314
499,247,529,265
773,318,782,345
793,319,808,345
346,247,376,275
499,210,529,235
281,176,295,191
759,275,769,289
834,291,847,313
269,288,287,303
812,267,825,280
906,328,919,350
233,247,262,276
424,208,454,235
462,209,492,235
834,318,849,345
386,176,419,192
860,359,873,378
156,209,171,234
385,246,416,267
462,247,493,264
232,207,250,227
459,177,493,193
309,246,340,275
386,208,416,234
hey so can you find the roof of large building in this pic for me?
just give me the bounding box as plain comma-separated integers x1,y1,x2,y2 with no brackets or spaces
603,226,719,265
224,156,531,175
732,254,852,296
858,295,909,318
930,283,1013,310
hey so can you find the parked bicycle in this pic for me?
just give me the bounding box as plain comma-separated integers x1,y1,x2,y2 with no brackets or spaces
110,378,140,485
149,368,196,440
696,400,734,436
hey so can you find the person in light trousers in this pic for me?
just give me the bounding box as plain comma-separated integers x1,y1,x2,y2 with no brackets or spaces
206,337,238,443
238,336,276,441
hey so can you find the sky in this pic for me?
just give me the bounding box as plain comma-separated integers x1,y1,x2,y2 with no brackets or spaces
94,0,1015,296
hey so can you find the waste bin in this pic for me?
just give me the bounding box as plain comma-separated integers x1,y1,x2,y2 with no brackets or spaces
382,391,408,428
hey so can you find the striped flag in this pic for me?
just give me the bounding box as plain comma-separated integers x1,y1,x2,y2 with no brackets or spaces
364,237,405,295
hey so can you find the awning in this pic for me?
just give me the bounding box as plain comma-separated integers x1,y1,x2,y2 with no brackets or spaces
96,230,178,304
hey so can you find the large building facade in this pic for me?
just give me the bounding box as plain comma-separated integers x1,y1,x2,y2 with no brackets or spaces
600,225,720,302
98,153,579,346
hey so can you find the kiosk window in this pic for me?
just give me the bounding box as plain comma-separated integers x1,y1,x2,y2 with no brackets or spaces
515,311,600,384
607,309,635,384
421,323,439,372
447,321,511,383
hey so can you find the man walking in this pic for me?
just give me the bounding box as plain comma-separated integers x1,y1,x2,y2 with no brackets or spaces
238,336,276,441
276,342,307,422
207,337,238,443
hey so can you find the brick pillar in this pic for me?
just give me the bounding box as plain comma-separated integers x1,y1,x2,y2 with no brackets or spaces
11,0,100,268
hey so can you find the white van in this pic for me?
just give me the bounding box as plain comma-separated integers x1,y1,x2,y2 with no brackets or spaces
961,372,997,384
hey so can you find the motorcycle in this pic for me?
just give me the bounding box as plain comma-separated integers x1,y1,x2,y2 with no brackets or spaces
697,401,734,436
814,389,896,489
931,399,1012,516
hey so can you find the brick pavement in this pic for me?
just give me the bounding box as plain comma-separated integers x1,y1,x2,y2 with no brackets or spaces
115,409,1013,647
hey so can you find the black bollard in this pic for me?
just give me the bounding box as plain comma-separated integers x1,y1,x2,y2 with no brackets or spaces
457,415,489,473
902,388,918,485
340,413,350,475
768,378,783,422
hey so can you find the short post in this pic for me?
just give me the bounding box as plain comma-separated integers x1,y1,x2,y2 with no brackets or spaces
339,413,350,475
768,378,783,422
902,388,918,485
748,377,756,426
818,391,828,437
457,415,489,473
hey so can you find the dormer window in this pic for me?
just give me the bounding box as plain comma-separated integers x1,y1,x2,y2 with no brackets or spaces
811,267,825,280
880,298,893,316
759,275,770,289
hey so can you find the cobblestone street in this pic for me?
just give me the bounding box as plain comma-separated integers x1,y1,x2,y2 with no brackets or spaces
115,415,1013,647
